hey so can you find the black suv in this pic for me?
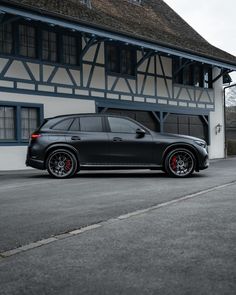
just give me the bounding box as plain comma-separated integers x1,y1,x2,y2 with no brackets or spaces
26,114,209,178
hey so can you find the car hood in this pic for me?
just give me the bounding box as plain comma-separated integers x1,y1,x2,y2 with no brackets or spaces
152,132,205,143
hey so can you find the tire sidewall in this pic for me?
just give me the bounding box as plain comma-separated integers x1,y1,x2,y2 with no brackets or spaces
46,149,78,178
165,148,196,178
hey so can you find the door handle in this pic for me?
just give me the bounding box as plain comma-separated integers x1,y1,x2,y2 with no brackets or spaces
71,136,81,141
113,137,123,142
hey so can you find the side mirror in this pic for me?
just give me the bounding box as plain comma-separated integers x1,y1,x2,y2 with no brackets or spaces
136,128,146,137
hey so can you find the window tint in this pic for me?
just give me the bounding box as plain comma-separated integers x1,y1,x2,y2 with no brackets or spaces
80,117,103,132
69,118,80,131
108,117,139,133
52,118,73,131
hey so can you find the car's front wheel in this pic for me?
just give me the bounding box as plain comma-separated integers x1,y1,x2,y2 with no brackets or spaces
164,148,196,178
46,149,78,178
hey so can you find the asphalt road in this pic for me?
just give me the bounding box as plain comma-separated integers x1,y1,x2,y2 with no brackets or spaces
0,158,236,294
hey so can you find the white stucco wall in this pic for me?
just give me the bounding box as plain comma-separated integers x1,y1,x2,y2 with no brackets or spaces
208,68,225,159
0,92,95,170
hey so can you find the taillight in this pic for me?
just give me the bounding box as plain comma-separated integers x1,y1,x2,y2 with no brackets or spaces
31,133,42,139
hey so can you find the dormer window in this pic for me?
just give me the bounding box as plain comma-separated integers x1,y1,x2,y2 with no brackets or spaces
80,0,92,8
128,0,142,5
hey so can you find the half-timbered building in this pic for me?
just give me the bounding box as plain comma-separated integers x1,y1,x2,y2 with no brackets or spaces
0,0,236,170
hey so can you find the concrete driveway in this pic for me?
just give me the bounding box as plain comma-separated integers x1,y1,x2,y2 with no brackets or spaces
0,158,236,294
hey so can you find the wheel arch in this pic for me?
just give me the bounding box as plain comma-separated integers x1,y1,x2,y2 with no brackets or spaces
44,144,80,169
162,143,200,172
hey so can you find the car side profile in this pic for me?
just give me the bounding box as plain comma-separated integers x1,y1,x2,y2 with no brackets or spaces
26,114,209,178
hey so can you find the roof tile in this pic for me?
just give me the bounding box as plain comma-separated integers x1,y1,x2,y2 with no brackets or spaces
3,0,236,66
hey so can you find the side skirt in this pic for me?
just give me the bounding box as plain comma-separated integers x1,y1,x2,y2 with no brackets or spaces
79,164,163,170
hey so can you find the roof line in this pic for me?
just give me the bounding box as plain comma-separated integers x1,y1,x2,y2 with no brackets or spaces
1,4,236,71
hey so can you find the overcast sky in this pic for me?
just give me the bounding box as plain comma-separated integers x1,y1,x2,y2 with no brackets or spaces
164,0,236,82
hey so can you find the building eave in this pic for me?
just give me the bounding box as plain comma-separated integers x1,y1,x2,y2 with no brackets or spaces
1,3,236,71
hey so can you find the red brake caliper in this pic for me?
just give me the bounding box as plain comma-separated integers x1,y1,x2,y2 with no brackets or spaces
171,156,177,171
65,160,72,171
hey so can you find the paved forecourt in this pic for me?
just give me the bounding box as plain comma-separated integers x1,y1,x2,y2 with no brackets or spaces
0,172,236,295
0,158,236,253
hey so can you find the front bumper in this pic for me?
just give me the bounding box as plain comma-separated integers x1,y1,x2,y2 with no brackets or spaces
198,155,209,171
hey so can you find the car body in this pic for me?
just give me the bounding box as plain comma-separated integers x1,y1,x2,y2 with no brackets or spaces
26,113,209,178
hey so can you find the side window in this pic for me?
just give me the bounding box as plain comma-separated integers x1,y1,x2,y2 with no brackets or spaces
69,118,80,131
108,117,139,133
52,118,73,131
80,117,103,132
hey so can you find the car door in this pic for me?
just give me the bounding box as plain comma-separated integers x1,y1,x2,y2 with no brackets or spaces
106,116,154,165
65,116,109,165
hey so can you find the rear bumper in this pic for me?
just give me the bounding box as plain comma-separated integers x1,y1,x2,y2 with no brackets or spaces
26,157,45,170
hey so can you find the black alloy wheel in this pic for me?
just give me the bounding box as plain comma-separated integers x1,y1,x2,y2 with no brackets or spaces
46,149,78,178
165,148,195,177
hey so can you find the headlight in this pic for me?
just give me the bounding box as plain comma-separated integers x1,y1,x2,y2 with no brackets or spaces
194,140,207,149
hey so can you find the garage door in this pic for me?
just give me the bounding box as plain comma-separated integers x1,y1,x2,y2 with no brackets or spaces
163,114,209,143
103,108,160,132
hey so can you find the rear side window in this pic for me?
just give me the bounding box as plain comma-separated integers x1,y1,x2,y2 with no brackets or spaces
69,118,80,131
80,117,103,132
52,118,73,131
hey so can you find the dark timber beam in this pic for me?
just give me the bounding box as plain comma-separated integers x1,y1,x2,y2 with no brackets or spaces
0,14,20,25
136,50,155,68
81,36,107,59
173,60,195,78
212,69,233,84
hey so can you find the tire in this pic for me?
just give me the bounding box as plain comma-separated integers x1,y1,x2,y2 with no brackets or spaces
164,148,196,178
46,149,78,178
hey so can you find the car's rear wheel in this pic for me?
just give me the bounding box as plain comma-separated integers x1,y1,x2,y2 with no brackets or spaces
164,148,195,178
46,149,78,178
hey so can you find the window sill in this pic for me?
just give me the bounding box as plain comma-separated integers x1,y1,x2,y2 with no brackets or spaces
0,53,81,70
0,141,29,146
173,83,213,90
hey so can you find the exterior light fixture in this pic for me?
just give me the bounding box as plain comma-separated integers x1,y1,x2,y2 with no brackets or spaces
215,123,223,134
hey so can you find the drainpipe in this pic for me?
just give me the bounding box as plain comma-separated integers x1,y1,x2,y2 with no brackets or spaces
223,83,236,158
